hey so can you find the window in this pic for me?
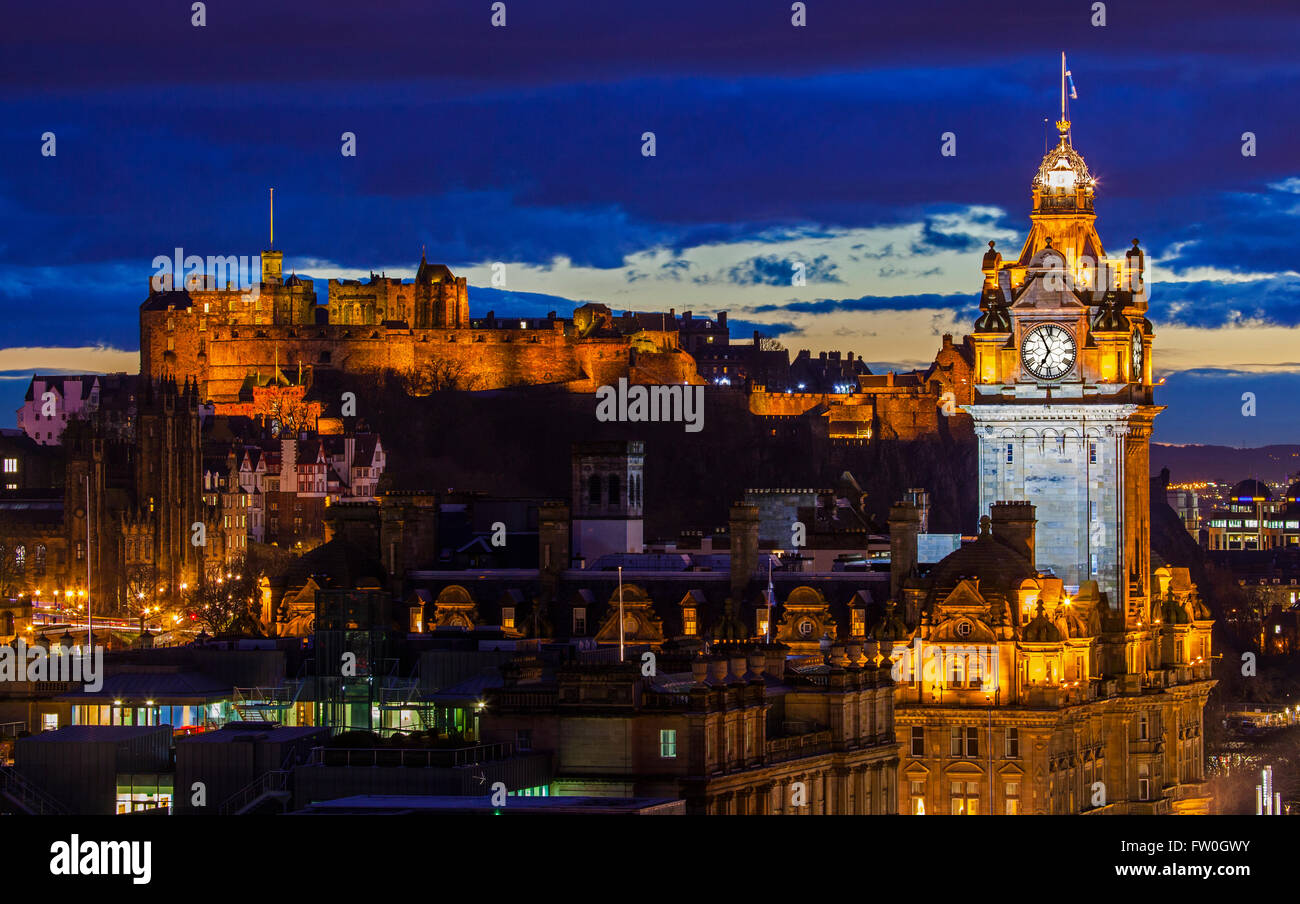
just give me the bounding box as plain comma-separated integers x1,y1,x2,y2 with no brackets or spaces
76,541,85,561
1089,501,1097,521
42,713,58,732
1138,763,1150,801
2,458,17,473
502,607,515,630
910,781,926,815
608,475,620,509
1138,712,1149,741
951,726,978,757
573,607,587,635
587,475,601,506
1006,443,1014,464
851,609,866,635
910,726,925,757
1005,727,1020,758
660,729,677,758
515,729,532,752
683,608,697,636
951,781,979,815
1005,781,1021,815
1089,442,1097,464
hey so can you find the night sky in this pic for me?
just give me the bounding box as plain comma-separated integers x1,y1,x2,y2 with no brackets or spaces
2,0,1299,444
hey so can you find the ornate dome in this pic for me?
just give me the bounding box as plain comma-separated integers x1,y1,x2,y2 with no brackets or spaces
1091,297,1132,332
1034,135,1095,194
974,304,1012,333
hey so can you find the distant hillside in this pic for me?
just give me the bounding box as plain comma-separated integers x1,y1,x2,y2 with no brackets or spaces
1151,443,1300,484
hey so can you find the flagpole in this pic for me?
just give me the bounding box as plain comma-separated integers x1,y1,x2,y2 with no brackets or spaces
1060,52,1066,125
617,565,624,663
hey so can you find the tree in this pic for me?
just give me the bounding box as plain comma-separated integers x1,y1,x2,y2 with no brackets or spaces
182,558,260,635
124,560,162,620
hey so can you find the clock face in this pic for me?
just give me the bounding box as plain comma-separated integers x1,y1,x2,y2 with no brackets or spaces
1021,323,1077,381
1131,331,1143,381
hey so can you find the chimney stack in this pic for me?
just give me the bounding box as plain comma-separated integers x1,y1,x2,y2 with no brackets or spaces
888,501,921,600
990,500,1037,566
729,503,760,603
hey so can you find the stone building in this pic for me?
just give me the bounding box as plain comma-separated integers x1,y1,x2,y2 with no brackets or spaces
886,113,1216,815
140,246,703,405
479,645,898,815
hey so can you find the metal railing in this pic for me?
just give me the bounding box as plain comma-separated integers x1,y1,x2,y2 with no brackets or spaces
218,770,290,816
0,764,70,815
306,742,515,769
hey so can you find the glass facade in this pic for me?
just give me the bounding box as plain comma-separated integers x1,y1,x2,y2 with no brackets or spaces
115,773,174,814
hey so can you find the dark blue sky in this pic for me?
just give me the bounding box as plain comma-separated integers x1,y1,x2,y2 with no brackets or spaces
2,0,1299,444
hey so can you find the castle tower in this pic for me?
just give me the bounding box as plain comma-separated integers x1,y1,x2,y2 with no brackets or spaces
570,441,645,566
965,108,1154,634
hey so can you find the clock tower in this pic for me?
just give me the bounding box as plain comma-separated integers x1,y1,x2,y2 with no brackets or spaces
966,114,1154,632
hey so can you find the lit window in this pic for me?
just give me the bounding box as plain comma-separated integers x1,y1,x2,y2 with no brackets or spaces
910,781,926,815
573,607,586,635
1005,781,1020,815
659,729,677,758
950,781,980,815
2,458,17,473
682,607,697,636
502,607,515,630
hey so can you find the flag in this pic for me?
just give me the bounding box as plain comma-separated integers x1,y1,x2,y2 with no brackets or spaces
1066,69,1078,100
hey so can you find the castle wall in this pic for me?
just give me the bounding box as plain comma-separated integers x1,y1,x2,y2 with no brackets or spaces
142,308,666,402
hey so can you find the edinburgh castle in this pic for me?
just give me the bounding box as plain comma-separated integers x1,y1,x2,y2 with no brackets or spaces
139,241,974,444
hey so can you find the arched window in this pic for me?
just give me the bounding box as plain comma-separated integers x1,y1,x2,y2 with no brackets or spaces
34,544,46,576
608,475,620,509
588,475,602,507
14,546,24,574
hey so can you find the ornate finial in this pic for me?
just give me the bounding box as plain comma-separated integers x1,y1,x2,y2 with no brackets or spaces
1044,236,1053,248
988,241,995,249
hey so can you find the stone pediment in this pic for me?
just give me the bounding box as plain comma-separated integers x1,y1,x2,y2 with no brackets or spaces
432,584,479,628
593,583,664,646
774,585,835,648
937,578,987,611
931,614,998,644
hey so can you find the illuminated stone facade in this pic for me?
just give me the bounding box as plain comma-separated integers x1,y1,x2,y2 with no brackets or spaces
140,250,702,404
890,119,1217,815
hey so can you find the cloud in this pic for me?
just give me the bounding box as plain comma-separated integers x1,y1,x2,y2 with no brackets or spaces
712,253,843,287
